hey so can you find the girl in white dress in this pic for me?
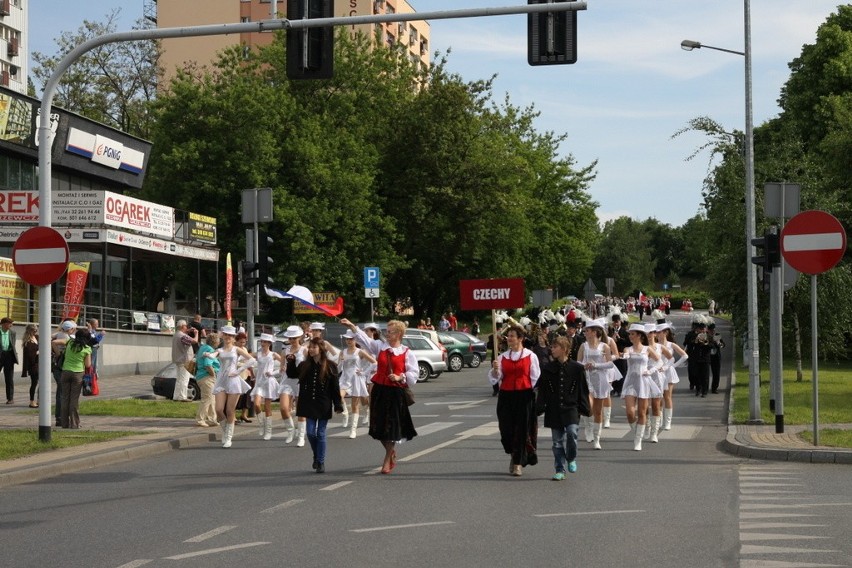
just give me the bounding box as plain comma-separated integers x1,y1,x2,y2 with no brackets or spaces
620,323,661,451
577,318,615,450
338,329,377,439
277,325,305,444
212,325,255,448
645,323,671,444
656,323,688,431
252,333,284,441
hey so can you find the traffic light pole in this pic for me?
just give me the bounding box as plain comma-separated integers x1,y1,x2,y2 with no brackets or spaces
768,225,784,432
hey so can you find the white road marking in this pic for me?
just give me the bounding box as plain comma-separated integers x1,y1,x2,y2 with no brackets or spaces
349,521,455,533
114,561,153,568
424,400,483,406
409,414,440,418
740,532,829,541
741,503,852,510
411,421,463,436
165,542,270,560
450,414,492,418
739,483,804,488
740,544,839,554
740,490,806,495
534,509,646,518
740,522,827,530
320,481,354,491
261,499,305,514
184,526,237,543
740,513,820,520
740,561,846,568
740,496,810,501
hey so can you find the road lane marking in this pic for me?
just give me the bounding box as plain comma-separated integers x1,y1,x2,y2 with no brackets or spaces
740,503,852,510
184,526,237,543
740,522,827,530
739,513,820,519
165,542,270,560
350,521,455,533
740,532,829,541
261,499,305,514
740,544,839,554
534,509,645,518
114,561,153,568
320,481,354,491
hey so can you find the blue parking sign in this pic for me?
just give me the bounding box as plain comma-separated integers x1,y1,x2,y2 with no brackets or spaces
364,266,380,289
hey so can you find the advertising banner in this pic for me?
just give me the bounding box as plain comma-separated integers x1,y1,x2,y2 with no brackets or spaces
459,278,526,311
225,253,232,324
0,256,29,321
61,261,91,321
293,291,339,315
188,212,217,244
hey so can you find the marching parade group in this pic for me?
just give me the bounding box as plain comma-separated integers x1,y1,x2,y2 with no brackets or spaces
181,307,722,480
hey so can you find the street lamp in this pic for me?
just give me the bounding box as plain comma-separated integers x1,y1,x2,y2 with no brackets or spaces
682,0,762,423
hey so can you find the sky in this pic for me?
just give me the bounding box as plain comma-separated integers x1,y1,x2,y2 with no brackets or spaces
28,1,844,228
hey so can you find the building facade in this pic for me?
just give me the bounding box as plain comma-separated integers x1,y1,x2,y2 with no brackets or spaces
0,0,26,94
154,0,429,85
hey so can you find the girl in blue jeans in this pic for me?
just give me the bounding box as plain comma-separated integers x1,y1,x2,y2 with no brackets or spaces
535,336,591,480
286,338,343,473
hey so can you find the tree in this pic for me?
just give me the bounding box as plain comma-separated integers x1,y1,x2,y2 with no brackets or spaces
590,217,655,296
31,9,159,139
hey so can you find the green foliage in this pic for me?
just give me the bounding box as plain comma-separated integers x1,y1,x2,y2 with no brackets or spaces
0,429,139,461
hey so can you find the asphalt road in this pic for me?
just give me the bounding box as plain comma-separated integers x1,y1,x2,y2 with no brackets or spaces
2,314,851,568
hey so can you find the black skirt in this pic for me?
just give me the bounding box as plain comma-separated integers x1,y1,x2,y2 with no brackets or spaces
369,383,417,443
496,389,538,466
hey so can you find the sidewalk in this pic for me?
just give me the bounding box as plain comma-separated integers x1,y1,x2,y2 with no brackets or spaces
1,363,850,488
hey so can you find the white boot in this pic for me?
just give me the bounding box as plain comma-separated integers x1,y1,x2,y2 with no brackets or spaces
592,422,602,450
349,413,359,439
361,410,369,426
629,421,636,434
257,413,266,437
650,416,660,443
263,416,273,441
644,412,652,440
341,402,350,428
603,407,612,428
296,421,306,447
633,424,645,451
222,423,234,448
585,417,595,443
284,417,296,444
663,408,672,430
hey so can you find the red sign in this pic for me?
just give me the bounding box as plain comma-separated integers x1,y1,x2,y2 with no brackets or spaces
781,210,846,275
12,227,70,286
459,278,525,311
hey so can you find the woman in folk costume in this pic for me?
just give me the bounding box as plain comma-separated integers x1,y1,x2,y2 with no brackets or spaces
212,325,256,448
278,325,305,444
340,318,418,474
644,323,671,444
655,322,688,431
251,333,284,441
620,323,662,451
337,329,376,439
577,318,616,450
488,324,541,477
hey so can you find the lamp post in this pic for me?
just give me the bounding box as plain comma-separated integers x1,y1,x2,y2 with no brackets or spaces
682,0,762,423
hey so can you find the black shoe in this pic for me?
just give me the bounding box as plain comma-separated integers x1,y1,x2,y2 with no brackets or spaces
695,391,700,397
701,393,706,398
315,463,325,473
711,390,718,394
312,457,318,470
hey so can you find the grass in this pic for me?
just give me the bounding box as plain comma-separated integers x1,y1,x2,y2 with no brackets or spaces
77,398,201,418
732,360,852,447
0,429,141,461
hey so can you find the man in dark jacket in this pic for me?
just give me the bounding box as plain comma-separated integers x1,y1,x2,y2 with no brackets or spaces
535,336,590,481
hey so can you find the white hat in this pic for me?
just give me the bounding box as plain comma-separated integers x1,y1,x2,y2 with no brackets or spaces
220,325,237,336
363,322,379,330
259,333,275,343
60,320,77,332
656,322,672,332
627,323,647,334
309,322,325,331
644,323,657,335
341,329,358,339
283,325,303,338
584,318,607,331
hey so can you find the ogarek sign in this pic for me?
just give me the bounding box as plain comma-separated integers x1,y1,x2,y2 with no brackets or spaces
459,278,525,311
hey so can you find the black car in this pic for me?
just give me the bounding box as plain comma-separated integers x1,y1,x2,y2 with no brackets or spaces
150,363,201,401
444,331,487,369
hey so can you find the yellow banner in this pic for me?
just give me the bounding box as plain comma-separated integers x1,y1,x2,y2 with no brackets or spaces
0,256,30,321
293,291,338,314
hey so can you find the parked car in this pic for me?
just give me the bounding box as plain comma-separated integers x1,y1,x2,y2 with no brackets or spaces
404,328,449,360
401,334,447,381
150,363,200,401
444,330,487,369
436,333,476,372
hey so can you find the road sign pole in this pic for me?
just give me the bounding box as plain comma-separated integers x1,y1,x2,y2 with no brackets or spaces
811,275,819,446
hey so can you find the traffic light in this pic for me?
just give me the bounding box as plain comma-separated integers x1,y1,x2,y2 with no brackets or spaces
256,230,274,287
286,0,334,80
751,230,781,273
241,259,259,290
528,0,577,66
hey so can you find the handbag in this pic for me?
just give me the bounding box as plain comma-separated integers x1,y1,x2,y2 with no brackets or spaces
185,359,197,375
82,366,100,396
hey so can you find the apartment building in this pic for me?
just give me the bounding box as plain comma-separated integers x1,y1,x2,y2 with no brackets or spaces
155,0,429,85
0,0,26,94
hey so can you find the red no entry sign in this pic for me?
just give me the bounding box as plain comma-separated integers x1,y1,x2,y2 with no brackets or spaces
781,210,846,275
12,227,70,286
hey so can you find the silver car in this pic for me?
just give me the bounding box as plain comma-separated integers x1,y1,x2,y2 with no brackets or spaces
402,334,447,381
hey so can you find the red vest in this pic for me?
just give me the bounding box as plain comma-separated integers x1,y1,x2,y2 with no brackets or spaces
372,347,409,388
500,351,533,391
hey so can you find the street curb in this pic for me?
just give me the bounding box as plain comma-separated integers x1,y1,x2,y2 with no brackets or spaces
0,432,217,489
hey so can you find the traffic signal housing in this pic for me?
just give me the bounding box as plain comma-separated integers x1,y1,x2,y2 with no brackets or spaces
528,0,578,66
256,230,274,288
240,260,259,290
287,0,334,80
751,230,780,273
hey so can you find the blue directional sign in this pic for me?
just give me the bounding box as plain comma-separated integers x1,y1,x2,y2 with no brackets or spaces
364,266,380,289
